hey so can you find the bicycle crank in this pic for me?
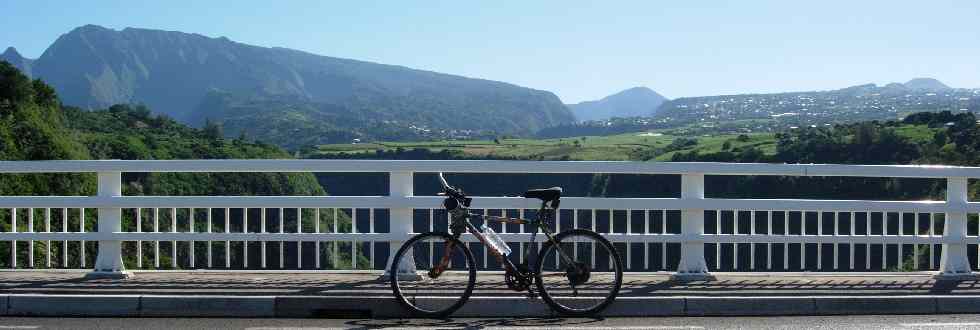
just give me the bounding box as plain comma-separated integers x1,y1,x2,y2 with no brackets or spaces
504,264,535,292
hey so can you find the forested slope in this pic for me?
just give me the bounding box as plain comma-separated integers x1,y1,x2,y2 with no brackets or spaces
0,61,365,269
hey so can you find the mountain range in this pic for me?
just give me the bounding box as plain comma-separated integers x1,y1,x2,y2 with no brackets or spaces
3,25,574,147
4,25,976,147
567,87,667,122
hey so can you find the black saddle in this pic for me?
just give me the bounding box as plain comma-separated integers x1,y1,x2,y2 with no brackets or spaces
522,187,562,203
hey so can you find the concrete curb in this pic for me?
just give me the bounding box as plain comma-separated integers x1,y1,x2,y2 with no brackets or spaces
141,295,276,317
8,294,140,317
3,294,980,318
813,296,936,315
686,297,815,316
276,296,401,318
937,296,980,314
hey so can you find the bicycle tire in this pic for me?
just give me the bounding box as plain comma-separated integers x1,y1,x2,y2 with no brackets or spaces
390,231,476,318
534,228,623,316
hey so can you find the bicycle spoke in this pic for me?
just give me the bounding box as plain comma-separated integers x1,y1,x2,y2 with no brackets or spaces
391,233,475,317
536,230,622,315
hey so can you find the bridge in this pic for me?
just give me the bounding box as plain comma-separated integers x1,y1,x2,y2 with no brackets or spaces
0,159,979,317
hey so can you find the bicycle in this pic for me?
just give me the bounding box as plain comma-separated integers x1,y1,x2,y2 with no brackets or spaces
389,173,623,317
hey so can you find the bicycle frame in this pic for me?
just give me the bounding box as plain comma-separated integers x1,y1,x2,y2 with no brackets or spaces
430,172,576,280
431,203,572,280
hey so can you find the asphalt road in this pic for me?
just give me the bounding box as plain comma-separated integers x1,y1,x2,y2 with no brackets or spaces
2,315,980,329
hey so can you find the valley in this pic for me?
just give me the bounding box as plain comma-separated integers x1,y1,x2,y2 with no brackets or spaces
5,25,980,153
311,129,773,161
311,122,935,163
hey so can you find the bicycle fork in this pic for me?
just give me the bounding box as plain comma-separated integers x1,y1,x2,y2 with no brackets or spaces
428,241,455,279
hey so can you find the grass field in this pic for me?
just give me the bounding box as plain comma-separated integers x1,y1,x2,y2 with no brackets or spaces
311,123,939,161
313,129,780,161
893,125,941,144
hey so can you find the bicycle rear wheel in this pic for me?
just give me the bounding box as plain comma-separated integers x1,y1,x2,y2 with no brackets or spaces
390,231,476,318
534,229,623,316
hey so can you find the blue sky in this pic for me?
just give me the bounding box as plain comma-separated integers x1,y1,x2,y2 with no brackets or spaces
2,0,979,102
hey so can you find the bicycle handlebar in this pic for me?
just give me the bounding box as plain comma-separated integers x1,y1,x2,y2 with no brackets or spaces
437,173,471,211
438,172,450,190
437,172,462,197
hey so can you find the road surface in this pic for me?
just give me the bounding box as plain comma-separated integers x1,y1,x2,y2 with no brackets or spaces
1,314,979,329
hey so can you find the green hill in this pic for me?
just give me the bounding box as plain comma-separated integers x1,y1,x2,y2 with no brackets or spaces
0,61,366,270
654,80,977,128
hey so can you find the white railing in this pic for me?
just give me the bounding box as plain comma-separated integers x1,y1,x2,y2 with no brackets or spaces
0,160,977,278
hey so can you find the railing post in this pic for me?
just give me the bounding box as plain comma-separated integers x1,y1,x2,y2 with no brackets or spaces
673,173,713,280
382,171,418,280
938,177,972,278
86,172,131,279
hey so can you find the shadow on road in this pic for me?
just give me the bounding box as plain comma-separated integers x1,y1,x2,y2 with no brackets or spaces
345,316,603,329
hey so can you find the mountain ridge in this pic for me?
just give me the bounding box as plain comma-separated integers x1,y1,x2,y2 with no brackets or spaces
568,86,667,121
903,77,950,90
10,24,574,145
1,47,33,77
654,78,976,128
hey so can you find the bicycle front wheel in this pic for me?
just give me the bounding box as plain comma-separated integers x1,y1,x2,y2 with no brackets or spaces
535,229,623,316
390,231,476,318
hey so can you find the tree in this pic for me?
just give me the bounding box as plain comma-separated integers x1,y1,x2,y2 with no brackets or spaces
203,118,224,140
666,137,698,152
31,79,58,108
0,60,33,108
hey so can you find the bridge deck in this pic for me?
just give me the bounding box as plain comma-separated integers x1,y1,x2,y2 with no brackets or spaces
0,271,976,297
3,271,980,317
